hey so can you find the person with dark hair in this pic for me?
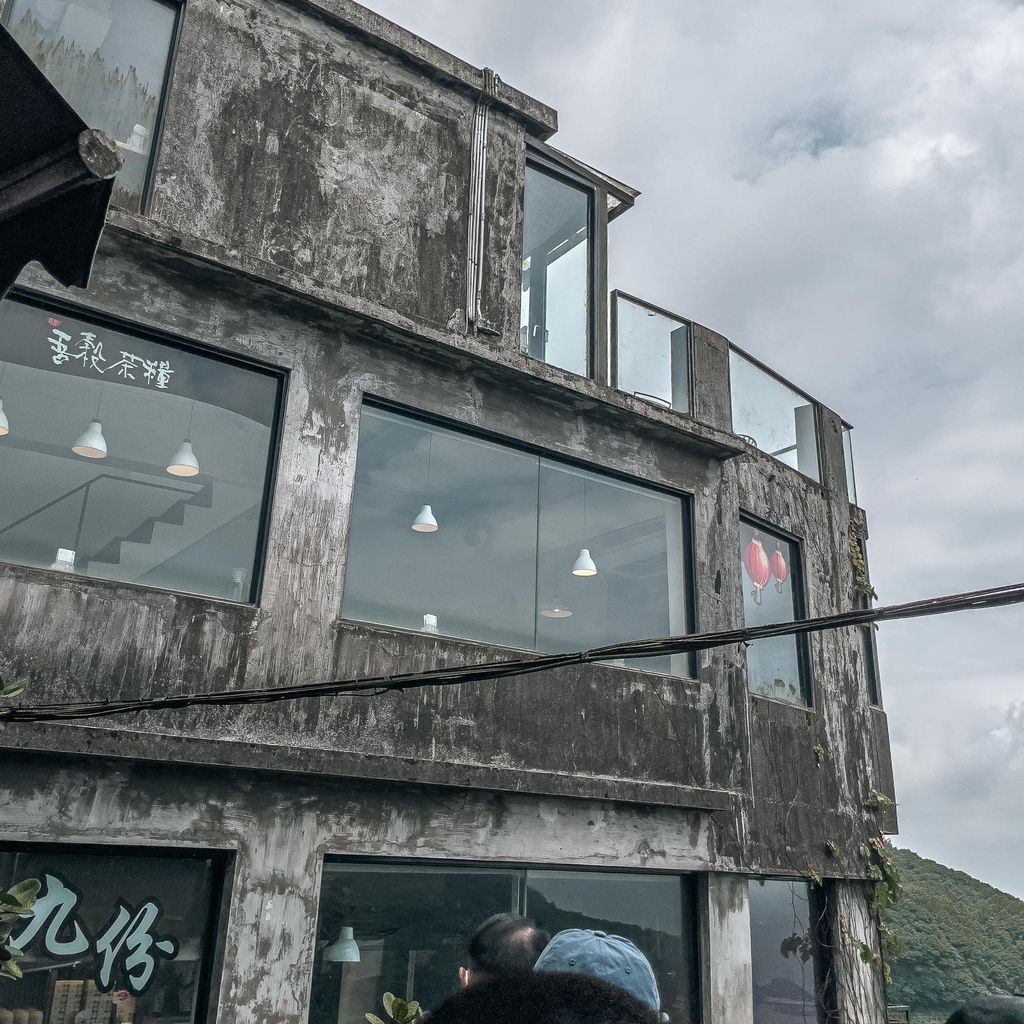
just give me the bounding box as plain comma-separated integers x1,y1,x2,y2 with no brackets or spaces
432,971,658,1024
458,912,550,988
946,995,1024,1024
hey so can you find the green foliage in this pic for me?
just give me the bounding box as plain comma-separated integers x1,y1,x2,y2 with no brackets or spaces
0,878,40,980
886,847,1024,1020
849,529,878,602
813,743,826,766
825,840,840,858
0,673,28,701
865,791,896,813
368,993,422,1024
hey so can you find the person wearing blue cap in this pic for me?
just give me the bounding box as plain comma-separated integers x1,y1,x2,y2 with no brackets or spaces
533,929,661,1014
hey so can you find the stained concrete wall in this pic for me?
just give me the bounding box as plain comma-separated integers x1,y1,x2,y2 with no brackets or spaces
0,0,894,886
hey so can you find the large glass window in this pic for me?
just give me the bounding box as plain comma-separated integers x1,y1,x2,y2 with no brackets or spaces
842,428,857,504
0,297,281,602
342,405,690,676
729,350,819,482
749,878,826,1024
2,0,180,212
612,293,690,413
310,862,699,1024
0,846,223,1024
520,165,591,377
739,520,808,705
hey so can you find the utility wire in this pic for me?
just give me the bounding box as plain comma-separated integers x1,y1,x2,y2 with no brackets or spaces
1,583,1022,724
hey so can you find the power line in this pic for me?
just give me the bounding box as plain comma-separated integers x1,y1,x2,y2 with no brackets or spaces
1,583,1022,724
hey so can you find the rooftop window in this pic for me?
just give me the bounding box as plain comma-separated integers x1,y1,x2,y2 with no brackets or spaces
729,348,820,482
2,0,181,212
611,291,690,412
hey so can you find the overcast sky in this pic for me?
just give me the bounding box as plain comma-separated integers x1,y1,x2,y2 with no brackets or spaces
366,0,1024,900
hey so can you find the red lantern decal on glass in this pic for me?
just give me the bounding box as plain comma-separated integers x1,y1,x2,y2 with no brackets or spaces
770,543,789,593
743,534,771,605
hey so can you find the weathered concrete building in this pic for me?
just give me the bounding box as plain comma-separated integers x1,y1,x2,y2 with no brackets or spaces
0,2,896,1023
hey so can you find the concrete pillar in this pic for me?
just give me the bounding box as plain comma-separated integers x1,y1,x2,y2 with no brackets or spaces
701,873,753,1024
829,880,887,1024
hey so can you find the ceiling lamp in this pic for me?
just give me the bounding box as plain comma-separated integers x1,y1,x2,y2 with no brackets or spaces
72,419,107,458
412,503,438,532
572,547,597,577
167,440,200,477
0,398,8,436
540,601,572,619
168,401,201,476
323,926,360,963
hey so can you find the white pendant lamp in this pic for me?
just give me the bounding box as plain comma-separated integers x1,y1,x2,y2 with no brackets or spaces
72,419,107,458
323,925,361,963
168,401,201,476
167,439,200,477
412,503,438,532
572,547,597,576
540,601,573,619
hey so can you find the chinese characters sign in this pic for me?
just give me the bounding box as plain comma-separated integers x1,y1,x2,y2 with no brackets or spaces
48,318,175,390
12,873,180,996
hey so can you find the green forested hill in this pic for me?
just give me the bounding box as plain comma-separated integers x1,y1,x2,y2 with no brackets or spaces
886,847,1024,1021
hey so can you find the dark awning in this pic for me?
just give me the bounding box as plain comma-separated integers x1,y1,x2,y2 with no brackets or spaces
0,24,122,299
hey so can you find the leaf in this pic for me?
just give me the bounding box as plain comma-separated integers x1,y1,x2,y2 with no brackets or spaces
366,1014,386,1024
382,993,396,1018
7,879,40,906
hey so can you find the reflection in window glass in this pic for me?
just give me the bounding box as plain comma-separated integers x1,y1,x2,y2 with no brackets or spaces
342,406,690,676
0,299,280,602
842,428,857,504
740,520,807,705
613,295,690,412
311,863,700,1024
311,864,518,1024
749,879,823,1024
520,166,590,377
0,848,220,1024
526,871,699,1024
729,350,819,481
3,0,179,212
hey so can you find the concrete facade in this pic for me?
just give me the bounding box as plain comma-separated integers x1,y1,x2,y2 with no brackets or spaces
0,2,896,1024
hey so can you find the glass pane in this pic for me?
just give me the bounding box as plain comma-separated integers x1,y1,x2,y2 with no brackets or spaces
739,521,806,704
0,299,279,602
0,848,219,1024
342,407,540,647
520,166,590,377
526,871,699,1024
614,296,690,412
343,406,690,676
729,351,819,482
311,863,519,1024
749,879,821,1024
536,461,687,676
842,428,857,504
3,0,178,212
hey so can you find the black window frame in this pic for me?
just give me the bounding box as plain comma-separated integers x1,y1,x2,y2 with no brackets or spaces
739,513,814,708
314,854,703,1024
0,0,186,216
521,148,599,379
0,288,288,606
341,396,699,680
0,839,233,1024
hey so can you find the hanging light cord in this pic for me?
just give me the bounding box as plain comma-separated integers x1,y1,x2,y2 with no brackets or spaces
1,582,1023,723
185,401,195,440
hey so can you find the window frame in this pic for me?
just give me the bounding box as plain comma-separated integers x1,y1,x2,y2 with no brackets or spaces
610,289,694,413
314,853,702,1024
0,839,233,1024
727,342,824,485
1,288,288,606
738,513,814,708
0,0,186,215
341,396,698,679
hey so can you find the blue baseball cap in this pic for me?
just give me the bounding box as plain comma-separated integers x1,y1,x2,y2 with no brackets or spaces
533,929,660,1012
